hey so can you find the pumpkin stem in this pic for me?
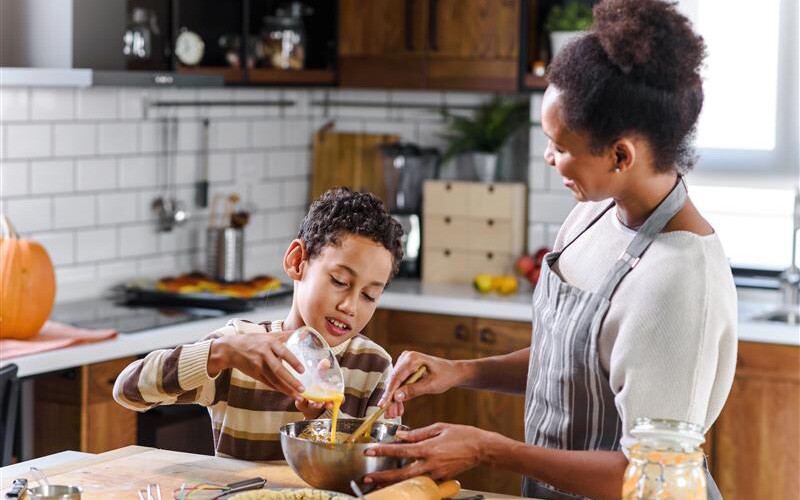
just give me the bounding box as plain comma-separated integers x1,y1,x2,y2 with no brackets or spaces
0,215,18,239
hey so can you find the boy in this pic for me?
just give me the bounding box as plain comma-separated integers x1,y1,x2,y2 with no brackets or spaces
113,188,404,460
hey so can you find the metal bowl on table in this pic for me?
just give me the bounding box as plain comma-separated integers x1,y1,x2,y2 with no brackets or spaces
27,485,83,500
280,419,410,493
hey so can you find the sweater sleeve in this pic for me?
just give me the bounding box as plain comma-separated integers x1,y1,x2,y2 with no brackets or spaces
113,319,264,411
607,238,738,452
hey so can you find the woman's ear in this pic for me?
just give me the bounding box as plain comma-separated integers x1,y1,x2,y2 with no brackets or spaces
284,239,307,281
612,138,636,173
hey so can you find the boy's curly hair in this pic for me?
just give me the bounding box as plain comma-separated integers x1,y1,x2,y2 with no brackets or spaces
298,188,404,279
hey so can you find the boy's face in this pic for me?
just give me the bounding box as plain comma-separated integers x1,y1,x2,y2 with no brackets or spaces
292,235,393,347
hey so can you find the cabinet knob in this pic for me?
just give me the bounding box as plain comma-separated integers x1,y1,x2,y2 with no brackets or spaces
444,249,451,257
487,219,494,226
445,183,452,191
454,324,470,341
486,252,494,260
488,185,495,193
444,216,451,224
479,328,496,344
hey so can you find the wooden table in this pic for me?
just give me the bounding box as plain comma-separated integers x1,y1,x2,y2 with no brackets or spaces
1,446,527,499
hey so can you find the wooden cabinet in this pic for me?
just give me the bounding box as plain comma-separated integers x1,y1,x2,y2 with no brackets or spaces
709,341,800,500
34,358,137,456
365,309,530,495
338,0,521,91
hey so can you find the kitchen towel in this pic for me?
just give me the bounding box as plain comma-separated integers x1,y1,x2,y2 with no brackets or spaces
0,321,117,360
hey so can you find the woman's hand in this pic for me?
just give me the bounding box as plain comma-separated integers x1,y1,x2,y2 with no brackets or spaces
363,423,491,484
208,332,305,398
379,351,465,419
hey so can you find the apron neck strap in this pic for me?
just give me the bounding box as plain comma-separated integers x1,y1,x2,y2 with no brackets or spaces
596,177,688,300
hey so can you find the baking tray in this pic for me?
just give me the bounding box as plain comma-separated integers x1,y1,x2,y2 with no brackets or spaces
122,283,293,313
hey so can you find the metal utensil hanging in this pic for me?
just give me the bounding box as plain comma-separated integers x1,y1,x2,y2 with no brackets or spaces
152,116,191,232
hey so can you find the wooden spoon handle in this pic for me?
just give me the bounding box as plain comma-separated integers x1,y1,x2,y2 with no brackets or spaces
346,365,427,444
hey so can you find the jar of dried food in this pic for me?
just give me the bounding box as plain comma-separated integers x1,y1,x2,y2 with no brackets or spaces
260,2,312,69
622,418,707,500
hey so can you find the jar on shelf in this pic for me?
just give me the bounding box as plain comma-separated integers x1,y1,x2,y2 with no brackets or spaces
622,418,708,500
123,7,159,60
260,1,313,70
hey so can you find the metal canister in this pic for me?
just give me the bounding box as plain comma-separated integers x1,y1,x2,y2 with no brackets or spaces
206,227,244,282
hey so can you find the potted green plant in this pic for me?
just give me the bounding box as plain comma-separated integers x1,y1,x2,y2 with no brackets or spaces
545,1,593,57
440,97,530,183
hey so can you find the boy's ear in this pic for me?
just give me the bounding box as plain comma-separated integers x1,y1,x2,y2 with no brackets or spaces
284,239,308,280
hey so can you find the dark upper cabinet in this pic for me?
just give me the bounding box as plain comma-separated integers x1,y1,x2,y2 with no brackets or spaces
338,0,521,91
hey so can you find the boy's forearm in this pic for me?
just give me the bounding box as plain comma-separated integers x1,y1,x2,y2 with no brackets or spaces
482,432,627,500
457,348,530,395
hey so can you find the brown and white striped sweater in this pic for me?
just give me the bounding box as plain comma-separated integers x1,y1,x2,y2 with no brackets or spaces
113,318,394,460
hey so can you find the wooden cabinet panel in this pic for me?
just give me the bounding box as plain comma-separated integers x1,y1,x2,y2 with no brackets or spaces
423,181,473,216
427,0,519,58
474,318,531,354
35,357,138,456
713,342,800,500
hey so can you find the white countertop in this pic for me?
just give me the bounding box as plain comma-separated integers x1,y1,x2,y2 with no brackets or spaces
2,280,797,378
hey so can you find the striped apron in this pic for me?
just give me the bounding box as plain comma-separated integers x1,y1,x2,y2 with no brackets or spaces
522,179,722,499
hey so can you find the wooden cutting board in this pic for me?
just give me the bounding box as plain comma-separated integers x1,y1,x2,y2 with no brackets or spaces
0,446,527,499
310,128,399,203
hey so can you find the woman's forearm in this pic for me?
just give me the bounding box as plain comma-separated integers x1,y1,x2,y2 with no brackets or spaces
481,432,628,500
457,348,530,395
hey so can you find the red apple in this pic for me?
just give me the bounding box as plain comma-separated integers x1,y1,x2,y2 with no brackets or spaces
533,247,550,267
515,255,536,276
527,267,541,286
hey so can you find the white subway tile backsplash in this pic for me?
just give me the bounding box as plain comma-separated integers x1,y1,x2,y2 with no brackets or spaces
211,120,249,150
138,254,185,276
196,88,233,118
30,159,74,194
174,154,199,184
267,150,309,179
54,123,96,156
97,192,138,224
76,158,117,191
119,224,158,257
529,158,548,190
35,231,75,266
529,191,576,224
415,123,448,150
76,89,118,120
530,93,543,123
530,125,548,157
250,119,281,148
266,208,304,240
55,265,98,301
177,120,202,151
235,152,266,181
1,161,29,196
444,91,491,107
364,120,416,142
77,228,118,263
281,118,312,148
97,259,139,280
30,89,75,121
246,212,267,242
119,156,158,188
235,88,280,118
527,223,548,254
140,120,163,153
5,198,52,232
99,123,138,154
118,88,149,120
331,89,390,119
283,179,309,207
7,124,52,159
248,181,282,210
1,88,30,121
208,153,234,182
245,241,285,277
54,195,96,229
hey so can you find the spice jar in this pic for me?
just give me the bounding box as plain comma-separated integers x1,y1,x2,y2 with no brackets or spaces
260,2,312,69
622,418,707,500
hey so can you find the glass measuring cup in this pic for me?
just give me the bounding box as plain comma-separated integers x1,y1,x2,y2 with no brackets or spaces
284,326,344,398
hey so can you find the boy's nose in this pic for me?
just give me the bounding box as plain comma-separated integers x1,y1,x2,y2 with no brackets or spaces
336,292,357,316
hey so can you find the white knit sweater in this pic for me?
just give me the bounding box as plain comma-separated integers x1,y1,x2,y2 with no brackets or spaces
551,200,738,451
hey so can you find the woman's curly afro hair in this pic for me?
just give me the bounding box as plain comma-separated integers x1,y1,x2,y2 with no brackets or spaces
298,187,404,279
548,0,706,173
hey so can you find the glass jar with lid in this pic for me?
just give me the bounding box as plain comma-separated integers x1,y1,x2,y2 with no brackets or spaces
622,418,708,500
260,1,313,70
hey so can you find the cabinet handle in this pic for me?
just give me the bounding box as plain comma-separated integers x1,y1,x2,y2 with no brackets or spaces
428,0,438,51
454,324,469,341
405,0,415,51
479,328,497,344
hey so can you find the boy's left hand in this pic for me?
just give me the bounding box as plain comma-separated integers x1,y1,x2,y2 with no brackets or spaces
295,397,333,420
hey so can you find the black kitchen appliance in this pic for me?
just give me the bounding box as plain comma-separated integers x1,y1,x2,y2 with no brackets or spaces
379,143,439,277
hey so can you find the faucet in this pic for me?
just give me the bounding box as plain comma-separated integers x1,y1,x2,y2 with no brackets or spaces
778,187,800,323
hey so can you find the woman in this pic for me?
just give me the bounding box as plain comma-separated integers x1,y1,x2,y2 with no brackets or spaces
363,1,737,498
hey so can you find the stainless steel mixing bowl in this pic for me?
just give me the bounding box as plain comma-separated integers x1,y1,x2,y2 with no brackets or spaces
280,419,410,493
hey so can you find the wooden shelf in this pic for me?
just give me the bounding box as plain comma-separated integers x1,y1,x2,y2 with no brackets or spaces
177,66,244,84
523,73,548,91
247,68,336,85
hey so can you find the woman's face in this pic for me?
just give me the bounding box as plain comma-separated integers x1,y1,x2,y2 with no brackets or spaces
541,87,617,202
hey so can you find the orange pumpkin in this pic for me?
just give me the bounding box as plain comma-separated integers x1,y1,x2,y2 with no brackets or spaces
0,215,56,339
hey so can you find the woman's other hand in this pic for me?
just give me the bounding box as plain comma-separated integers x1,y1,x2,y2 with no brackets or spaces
363,423,490,484
295,397,331,420
379,351,465,418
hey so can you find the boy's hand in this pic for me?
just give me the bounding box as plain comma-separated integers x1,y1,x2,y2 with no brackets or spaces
208,331,305,398
295,397,333,420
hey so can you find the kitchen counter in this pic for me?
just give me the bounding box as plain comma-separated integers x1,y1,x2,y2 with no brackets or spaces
0,446,527,499
2,279,797,378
